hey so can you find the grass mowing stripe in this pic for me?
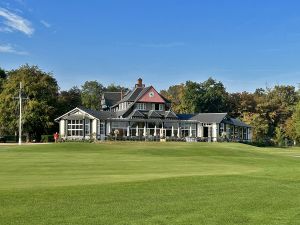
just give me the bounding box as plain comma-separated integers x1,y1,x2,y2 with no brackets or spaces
0,142,300,224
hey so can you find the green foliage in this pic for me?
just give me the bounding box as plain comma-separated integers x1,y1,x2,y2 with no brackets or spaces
181,78,229,113
57,86,82,114
243,112,269,142
293,101,300,141
275,127,285,147
0,67,7,91
0,64,59,140
105,83,129,92
228,92,256,118
2,135,26,143
81,81,104,110
41,134,55,142
160,84,185,113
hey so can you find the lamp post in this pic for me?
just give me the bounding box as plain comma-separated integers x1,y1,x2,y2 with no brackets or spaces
14,82,28,145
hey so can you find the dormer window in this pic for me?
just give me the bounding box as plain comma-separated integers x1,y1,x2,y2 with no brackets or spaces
137,103,146,110
159,104,164,111
151,103,164,111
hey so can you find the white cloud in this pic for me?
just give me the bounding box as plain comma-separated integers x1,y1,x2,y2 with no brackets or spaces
0,43,28,55
0,7,34,36
40,19,51,28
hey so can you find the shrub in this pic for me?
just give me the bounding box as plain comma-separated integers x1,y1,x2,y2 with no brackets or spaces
4,135,26,143
41,135,55,143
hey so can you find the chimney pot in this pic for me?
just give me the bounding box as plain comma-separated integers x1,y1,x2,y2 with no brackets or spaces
136,78,144,88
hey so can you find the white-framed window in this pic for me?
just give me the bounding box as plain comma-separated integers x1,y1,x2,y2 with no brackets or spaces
159,104,164,111
67,120,84,136
97,121,105,135
85,119,90,136
219,123,223,135
136,103,146,110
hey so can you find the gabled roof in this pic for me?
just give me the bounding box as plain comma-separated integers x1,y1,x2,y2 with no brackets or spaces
136,86,166,103
190,113,228,123
148,110,163,118
160,94,171,104
102,92,122,107
55,106,116,121
118,87,146,103
111,86,164,117
114,86,169,106
225,118,251,128
165,110,178,119
77,106,117,120
128,110,145,118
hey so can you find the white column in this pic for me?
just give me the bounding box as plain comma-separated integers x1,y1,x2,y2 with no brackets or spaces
171,126,174,137
92,119,97,139
189,126,192,137
59,120,65,136
154,126,157,136
127,126,130,137
143,126,147,137
248,128,252,140
136,125,139,136
212,123,218,141
198,123,203,137
177,127,180,138
106,122,111,135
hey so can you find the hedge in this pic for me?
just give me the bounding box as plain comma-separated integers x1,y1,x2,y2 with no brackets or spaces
41,135,55,143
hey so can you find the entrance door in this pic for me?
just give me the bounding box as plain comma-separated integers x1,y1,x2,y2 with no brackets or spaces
203,127,209,137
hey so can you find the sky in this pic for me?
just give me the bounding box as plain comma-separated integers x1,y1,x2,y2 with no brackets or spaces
0,0,300,92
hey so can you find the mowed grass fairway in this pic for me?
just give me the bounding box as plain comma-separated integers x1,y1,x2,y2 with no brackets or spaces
1,142,300,225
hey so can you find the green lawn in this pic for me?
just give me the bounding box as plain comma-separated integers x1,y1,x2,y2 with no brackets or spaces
0,142,300,225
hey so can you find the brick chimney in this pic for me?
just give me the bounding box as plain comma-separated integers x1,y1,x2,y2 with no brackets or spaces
135,78,145,88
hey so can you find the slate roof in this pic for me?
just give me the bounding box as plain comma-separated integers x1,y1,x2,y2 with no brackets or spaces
55,106,117,121
128,110,146,118
102,92,122,107
77,106,117,119
177,114,195,120
148,110,163,118
110,86,155,117
190,113,228,123
225,118,251,128
165,110,178,119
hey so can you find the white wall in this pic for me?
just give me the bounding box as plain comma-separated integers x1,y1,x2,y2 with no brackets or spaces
106,122,111,135
212,123,218,142
92,119,97,138
197,124,203,137
59,120,65,137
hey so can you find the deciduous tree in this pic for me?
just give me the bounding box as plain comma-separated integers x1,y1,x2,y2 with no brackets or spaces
58,86,82,114
0,64,59,140
81,81,104,110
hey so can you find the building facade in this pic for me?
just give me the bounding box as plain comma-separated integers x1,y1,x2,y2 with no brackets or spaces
55,78,252,142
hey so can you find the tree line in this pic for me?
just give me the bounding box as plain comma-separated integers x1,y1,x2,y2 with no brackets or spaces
160,78,300,145
0,64,128,141
0,64,300,145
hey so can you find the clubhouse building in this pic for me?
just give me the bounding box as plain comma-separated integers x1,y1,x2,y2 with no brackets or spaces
55,78,252,142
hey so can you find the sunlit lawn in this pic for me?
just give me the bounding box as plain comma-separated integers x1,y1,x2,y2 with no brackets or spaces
0,142,300,225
